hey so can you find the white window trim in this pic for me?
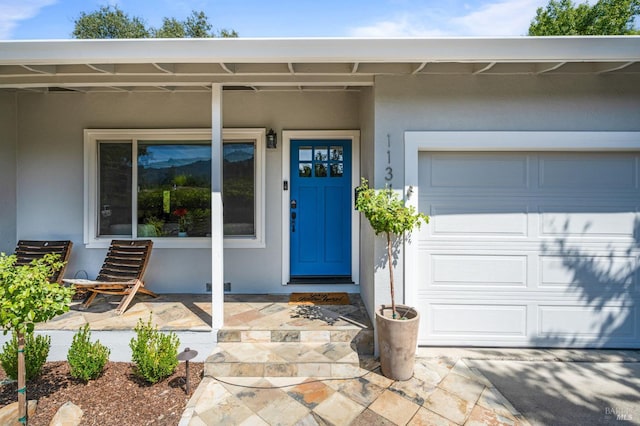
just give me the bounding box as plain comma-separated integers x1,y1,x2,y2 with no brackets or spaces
84,128,266,249
281,130,361,286
403,130,640,310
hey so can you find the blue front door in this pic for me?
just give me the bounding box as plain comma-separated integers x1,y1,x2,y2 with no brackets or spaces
290,140,351,278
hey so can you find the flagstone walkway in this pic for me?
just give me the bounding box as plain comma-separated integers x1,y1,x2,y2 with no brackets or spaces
180,355,527,425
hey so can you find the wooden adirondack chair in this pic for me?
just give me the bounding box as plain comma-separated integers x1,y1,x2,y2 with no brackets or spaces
14,240,73,284
63,240,156,315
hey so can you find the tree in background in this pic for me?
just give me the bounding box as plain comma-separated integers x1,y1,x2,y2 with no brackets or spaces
73,6,150,38
529,0,640,35
73,6,238,39
154,10,238,38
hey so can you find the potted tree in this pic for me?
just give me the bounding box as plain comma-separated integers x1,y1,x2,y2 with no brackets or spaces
355,178,429,380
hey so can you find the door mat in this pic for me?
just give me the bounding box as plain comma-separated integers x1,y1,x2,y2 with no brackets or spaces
289,292,350,305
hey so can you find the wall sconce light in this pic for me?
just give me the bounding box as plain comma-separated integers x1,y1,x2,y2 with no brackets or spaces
266,128,277,149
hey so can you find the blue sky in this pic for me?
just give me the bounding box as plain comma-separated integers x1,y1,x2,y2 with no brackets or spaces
0,0,558,40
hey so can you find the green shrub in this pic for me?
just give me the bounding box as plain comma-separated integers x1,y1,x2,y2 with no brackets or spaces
0,332,50,381
67,324,110,381
129,315,179,384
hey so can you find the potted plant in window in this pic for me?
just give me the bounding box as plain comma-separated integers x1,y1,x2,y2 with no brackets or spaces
173,207,190,237
355,178,429,380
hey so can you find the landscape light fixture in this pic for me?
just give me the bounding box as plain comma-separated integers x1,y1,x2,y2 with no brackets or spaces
177,347,198,394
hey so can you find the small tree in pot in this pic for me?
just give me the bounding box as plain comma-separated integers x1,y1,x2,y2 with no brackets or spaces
355,178,428,380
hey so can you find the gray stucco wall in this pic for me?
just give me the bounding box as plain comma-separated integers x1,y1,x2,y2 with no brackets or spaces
13,90,361,293
371,73,640,309
357,87,376,320
0,93,17,254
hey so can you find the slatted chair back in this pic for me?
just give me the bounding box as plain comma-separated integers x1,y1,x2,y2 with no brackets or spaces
14,240,73,284
96,240,153,283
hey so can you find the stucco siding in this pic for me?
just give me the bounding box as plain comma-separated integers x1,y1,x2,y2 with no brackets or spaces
371,73,640,310
14,90,360,293
357,87,376,320
0,93,17,253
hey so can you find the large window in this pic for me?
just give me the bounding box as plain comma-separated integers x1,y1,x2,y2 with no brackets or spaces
85,129,265,248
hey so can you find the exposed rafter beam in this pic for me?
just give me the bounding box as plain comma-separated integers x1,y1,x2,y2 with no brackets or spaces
473,62,496,74
23,87,46,93
535,62,566,74
153,63,175,73
87,64,115,74
412,62,427,74
104,86,128,92
220,63,234,74
595,61,635,74
22,65,56,74
0,73,373,87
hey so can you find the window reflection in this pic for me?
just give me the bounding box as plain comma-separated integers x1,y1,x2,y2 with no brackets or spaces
137,142,212,237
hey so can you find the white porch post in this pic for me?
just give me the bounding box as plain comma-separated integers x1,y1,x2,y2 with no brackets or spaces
211,83,224,330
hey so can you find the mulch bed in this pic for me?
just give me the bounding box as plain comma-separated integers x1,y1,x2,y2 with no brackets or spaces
0,361,203,425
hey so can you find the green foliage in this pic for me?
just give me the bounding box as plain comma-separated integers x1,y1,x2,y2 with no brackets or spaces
0,332,50,381
154,17,186,38
144,216,165,237
67,324,110,381
0,253,74,335
73,6,239,39
130,315,179,384
72,5,150,38
529,0,640,35
184,11,213,37
355,178,428,238
355,178,429,317
138,187,211,235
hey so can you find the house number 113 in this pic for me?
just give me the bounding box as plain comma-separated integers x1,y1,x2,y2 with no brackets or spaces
385,134,393,184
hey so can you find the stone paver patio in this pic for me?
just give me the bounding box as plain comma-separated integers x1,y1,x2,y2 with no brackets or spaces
36,293,212,331
180,355,527,425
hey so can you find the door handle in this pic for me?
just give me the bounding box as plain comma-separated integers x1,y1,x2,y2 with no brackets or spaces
291,211,296,232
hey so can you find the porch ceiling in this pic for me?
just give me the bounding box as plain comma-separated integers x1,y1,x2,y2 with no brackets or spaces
0,37,638,93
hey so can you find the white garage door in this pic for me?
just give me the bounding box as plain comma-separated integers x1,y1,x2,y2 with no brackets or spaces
415,152,640,348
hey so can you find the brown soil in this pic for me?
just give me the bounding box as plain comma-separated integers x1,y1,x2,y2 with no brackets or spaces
0,361,203,425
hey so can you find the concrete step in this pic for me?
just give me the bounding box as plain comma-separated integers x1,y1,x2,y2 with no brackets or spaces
205,342,362,378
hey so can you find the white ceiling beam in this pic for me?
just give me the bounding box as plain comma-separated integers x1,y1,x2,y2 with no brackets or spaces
535,62,567,74
412,62,427,74
473,62,496,74
0,73,374,87
22,65,56,74
87,64,115,74
104,86,128,92
594,61,635,74
153,63,175,73
22,87,46,93
220,63,234,74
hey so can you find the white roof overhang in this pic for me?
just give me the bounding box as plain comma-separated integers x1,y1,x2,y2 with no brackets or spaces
0,37,638,93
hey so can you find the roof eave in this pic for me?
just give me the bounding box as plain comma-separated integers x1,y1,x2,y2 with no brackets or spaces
1,37,639,66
